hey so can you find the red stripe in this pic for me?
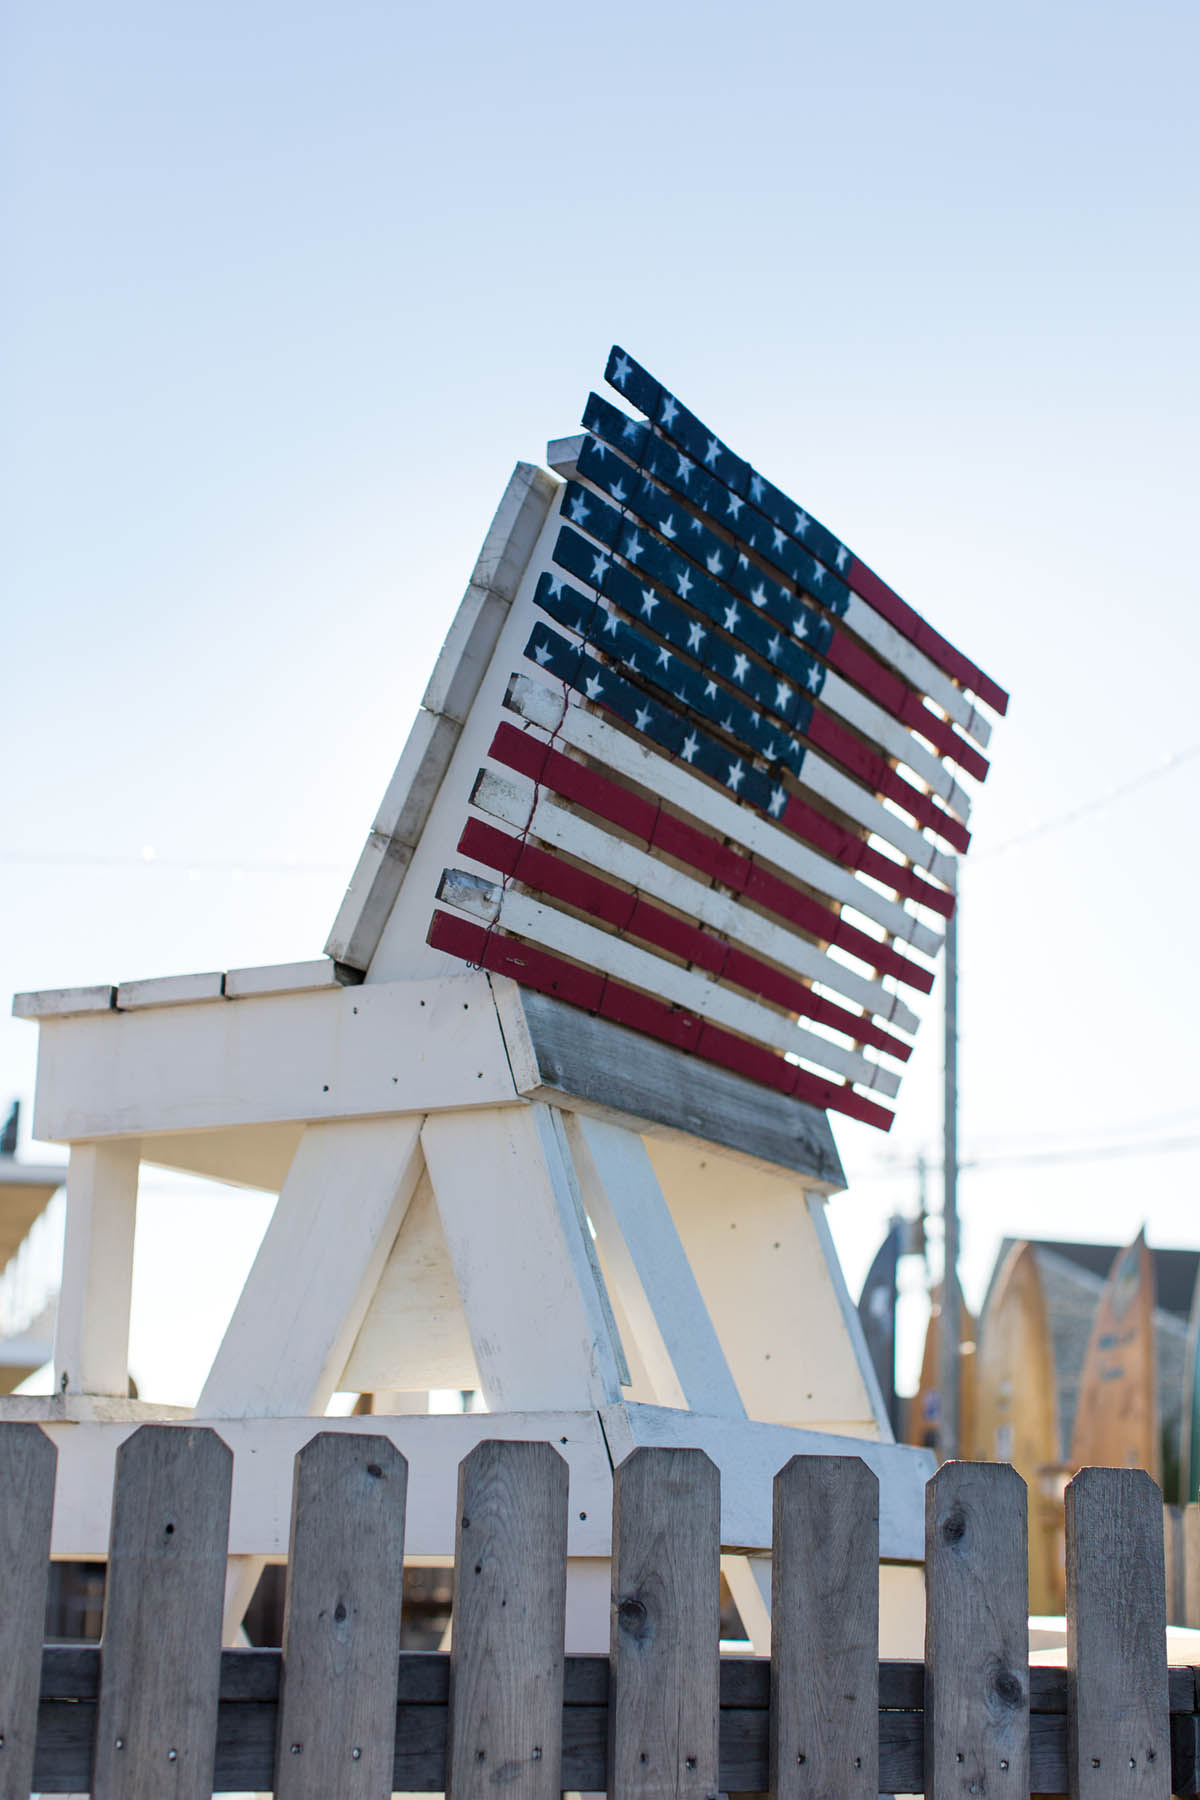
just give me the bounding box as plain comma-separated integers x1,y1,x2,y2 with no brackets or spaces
428,909,894,1131
826,631,990,782
459,817,912,1060
489,722,940,984
847,558,1009,716
780,794,951,940
805,709,970,852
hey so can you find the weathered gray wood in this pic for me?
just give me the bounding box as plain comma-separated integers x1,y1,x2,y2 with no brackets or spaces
925,1460,1029,1800
1066,1466,1170,1800
447,1439,568,1800
511,989,846,1188
92,1425,232,1800
274,1432,408,1798
609,1446,720,1800
0,1425,56,1799
770,1455,878,1800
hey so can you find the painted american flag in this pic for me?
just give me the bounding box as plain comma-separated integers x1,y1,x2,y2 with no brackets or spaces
427,348,1007,1131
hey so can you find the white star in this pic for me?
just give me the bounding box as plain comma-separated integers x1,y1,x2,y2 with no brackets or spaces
622,418,641,441
603,610,619,635
795,511,811,535
767,633,781,658
706,549,725,575
775,680,792,709
624,531,644,563
807,666,821,693
768,785,787,817
547,573,565,598
610,478,628,503
704,436,721,467
794,615,808,640
749,474,765,503
726,493,744,520
732,653,749,682
687,620,706,651
721,714,735,733
810,560,826,585
659,513,677,539
763,740,778,762
591,438,607,460
723,602,740,631
635,705,652,731
835,544,848,570
676,569,693,600
569,494,590,525
656,645,672,669
751,711,761,727
591,553,610,584
727,760,745,792
676,454,694,484
772,527,786,553
584,672,604,699
661,395,679,429
681,733,699,763
640,588,658,618
737,552,749,568
532,642,553,666
704,679,718,699
689,517,702,533
749,583,768,608
628,655,640,672
612,352,633,388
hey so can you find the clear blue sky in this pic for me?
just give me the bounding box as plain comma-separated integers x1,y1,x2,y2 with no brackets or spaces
2,2,1198,1398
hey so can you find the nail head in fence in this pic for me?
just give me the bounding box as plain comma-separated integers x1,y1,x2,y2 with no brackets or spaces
609,1445,720,1800
92,1425,232,1800
925,1460,1029,1800
0,1424,56,1800
274,1432,408,1800
1066,1466,1169,1800
770,1454,879,1800
447,1439,568,1800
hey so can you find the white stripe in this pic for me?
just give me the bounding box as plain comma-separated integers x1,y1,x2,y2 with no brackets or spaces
842,595,993,749
507,673,945,961
823,671,972,822
472,768,921,1036
439,873,901,1098
801,750,957,884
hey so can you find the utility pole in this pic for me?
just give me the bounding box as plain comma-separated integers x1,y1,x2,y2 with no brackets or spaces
939,900,960,1461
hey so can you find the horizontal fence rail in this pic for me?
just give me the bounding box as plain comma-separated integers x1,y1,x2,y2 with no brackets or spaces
0,1422,1194,1797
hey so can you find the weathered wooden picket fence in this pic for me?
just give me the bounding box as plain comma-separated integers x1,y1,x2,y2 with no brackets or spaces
0,1422,1196,1798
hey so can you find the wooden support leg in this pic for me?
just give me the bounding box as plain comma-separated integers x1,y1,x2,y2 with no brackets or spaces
54,1139,140,1397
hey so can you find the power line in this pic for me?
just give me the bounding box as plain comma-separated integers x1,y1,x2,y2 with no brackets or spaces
975,741,1200,859
852,1131,1200,1182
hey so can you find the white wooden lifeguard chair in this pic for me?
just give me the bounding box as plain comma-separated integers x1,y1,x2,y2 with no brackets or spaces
11,348,1007,1652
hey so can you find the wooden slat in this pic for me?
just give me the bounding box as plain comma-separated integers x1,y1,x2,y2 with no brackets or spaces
608,1445,720,1800
274,1432,408,1798
0,1425,56,1800
1066,1466,1170,1800
770,1455,878,1800
925,1460,1030,1800
446,1439,569,1800
92,1425,232,1800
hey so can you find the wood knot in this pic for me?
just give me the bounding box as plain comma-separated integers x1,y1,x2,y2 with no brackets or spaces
989,1668,1023,1710
617,1596,651,1640
941,1507,967,1545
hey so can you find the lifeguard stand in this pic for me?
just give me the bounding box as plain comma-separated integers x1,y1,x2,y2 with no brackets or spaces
11,349,1006,1652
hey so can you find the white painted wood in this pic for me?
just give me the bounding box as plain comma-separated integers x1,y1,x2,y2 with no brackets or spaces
566,1114,745,1418
546,434,585,477
420,1104,626,1411
439,872,902,1097
599,1400,934,1560
722,1551,773,1652
842,591,993,748
340,1170,481,1393
805,1193,896,1439
327,461,558,971
196,1115,425,1421
223,959,360,998
487,973,544,1092
140,1123,304,1193
822,668,972,820
642,1135,883,1429
506,674,945,957
11,983,115,1019
472,769,919,1032
30,972,518,1142
54,1139,140,1397
115,970,226,1009
32,1409,616,1559
793,744,955,881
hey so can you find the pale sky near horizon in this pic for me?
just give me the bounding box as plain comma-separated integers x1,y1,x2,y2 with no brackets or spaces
2,2,1198,1403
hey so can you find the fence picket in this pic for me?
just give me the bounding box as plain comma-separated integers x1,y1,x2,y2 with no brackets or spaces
273,1431,408,1798
92,1425,232,1800
609,1445,720,1800
769,1454,878,1800
1066,1467,1169,1800
925,1461,1029,1800
447,1439,569,1800
0,1424,56,1800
